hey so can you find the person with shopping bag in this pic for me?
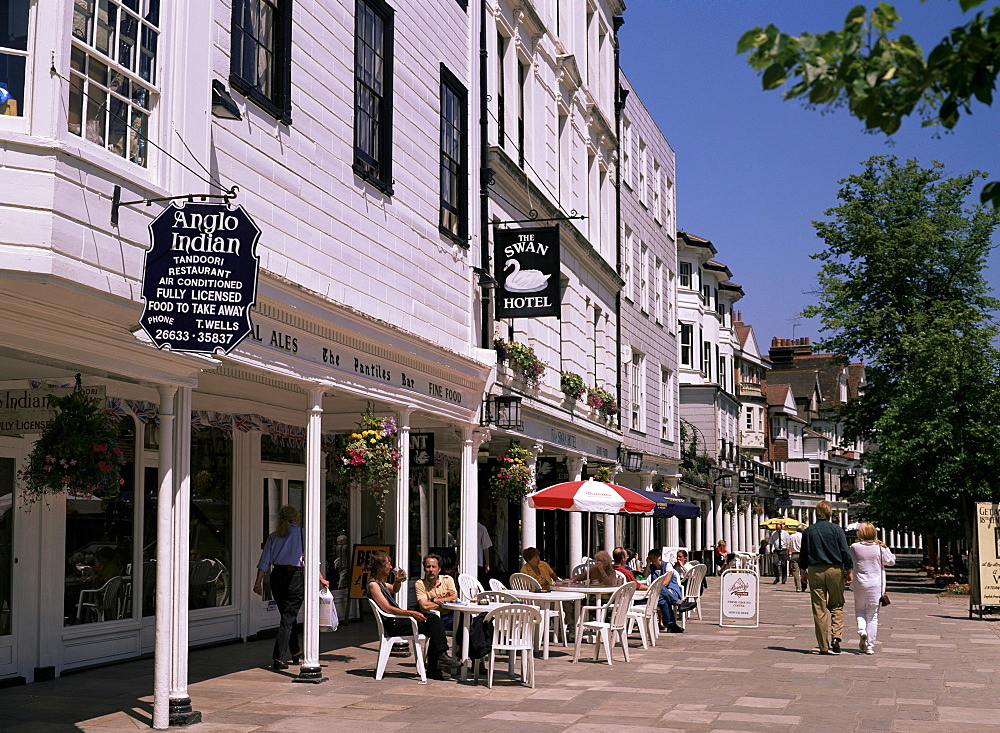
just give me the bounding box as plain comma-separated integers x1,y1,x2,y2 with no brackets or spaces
849,522,895,655
253,505,329,671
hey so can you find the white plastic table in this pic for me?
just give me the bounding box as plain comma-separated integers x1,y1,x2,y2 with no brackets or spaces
505,589,586,658
439,600,504,679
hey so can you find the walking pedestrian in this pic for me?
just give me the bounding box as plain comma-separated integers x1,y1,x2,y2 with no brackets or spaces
769,521,791,584
799,500,853,655
253,505,329,670
787,525,805,591
849,522,895,655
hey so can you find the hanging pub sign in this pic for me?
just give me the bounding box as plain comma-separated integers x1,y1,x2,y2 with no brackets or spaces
494,225,561,319
409,432,435,467
139,202,261,355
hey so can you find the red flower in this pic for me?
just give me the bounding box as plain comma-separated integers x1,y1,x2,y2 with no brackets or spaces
93,444,108,452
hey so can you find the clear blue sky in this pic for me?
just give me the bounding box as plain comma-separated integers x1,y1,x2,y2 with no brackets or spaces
619,0,1000,349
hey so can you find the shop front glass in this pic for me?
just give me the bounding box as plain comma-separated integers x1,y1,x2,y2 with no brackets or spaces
0,457,13,635
189,426,232,609
63,416,136,626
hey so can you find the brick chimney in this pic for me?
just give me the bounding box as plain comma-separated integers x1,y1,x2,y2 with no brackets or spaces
769,337,813,370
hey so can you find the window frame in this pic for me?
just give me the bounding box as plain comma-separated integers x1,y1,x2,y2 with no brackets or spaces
679,261,692,289
438,64,468,245
661,367,674,442
679,323,693,368
353,0,395,194
230,0,294,124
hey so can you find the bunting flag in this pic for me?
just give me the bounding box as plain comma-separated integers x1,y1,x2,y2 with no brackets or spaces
105,397,130,420
190,411,206,432
29,380,71,389
208,412,234,438
125,399,159,425
233,414,260,433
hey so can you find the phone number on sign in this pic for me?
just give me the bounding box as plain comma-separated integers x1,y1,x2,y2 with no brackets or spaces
154,331,234,344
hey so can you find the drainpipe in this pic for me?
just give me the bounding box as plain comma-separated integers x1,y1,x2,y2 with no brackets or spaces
613,15,624,435
478,0,493,349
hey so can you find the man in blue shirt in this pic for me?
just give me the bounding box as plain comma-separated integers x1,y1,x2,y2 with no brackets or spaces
799,500,853,655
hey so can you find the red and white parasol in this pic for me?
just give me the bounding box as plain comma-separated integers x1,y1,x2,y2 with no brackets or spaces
526,479,656,515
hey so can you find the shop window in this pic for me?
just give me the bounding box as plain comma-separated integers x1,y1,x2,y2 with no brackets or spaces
230,0,293,123
69,0,159,166
141,465,158,617
260,434,305,464
0,0,30,117
0,458,13,635
189,427,232,610
64,415,136,626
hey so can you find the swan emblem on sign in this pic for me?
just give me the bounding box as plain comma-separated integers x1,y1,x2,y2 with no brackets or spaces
504,258,550,293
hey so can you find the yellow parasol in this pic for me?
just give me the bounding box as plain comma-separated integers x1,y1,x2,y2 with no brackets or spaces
759,517,808,533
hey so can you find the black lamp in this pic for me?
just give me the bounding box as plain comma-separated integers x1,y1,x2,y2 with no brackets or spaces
212,80,242,121
481,394,522,430
619,447,643,472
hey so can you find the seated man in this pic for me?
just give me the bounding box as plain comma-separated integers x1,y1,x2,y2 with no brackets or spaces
645,549,684,633
414,554,458,630
519,547,559,588
612,548,648,589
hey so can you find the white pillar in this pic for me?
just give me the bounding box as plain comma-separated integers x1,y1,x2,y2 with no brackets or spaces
704,499,715,552
694,500,704,555
459,427,488,575
737,504,746,553
152,385,176,730
567,456,585,568
639,474,653,557
297,387,327,682
521,443,542,550
604,514,616,554
169,387,198,723
395,407,413,588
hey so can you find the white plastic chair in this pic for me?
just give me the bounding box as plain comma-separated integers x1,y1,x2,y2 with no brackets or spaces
570,559,594,578
474,604,542,688
458,573,483,602
488,578,508,592
76,576,126,623
368,599,427,682
476,590,519,604
626,572,667,648
678,563,708,627
573,582,636,666
508,573,566,647
614,569,628,584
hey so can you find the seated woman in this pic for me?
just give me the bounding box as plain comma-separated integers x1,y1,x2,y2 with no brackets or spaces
520,547,559,588
673,549,694,584
569,550,619,585
366,550,457,680
714,540,734,573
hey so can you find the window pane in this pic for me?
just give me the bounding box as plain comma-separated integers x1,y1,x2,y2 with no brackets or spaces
73,0,95,43
0,458,13,636
141,466,158,617
139,25,157,83
0,54,26,117
64,417,136,626
130,106,147,166
96,0,116,57
86,86,107,144
189,427,232,610
118,11,138,71
107,96,128,157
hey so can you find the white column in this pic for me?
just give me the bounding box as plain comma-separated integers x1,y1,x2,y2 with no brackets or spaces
169,387,198,723
418,479,429,560
704,499,715,552
395,407,413,590
521,443,543,550
152,385,176,730
639,474,653,556
567,456,585,568
604,514,616,554
694,500,704,555
737,505,746,553
298,387,327,682
459,427,488,575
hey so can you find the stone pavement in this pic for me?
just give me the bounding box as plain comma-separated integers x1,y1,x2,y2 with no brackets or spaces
4,558,1000,733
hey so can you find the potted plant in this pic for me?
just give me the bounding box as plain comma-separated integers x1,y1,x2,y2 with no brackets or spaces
495,338,546,385
586,386,619,417
329,410,401,521
490,442,535,502
560,371,586,400
592,465,614,482
18,375,126,505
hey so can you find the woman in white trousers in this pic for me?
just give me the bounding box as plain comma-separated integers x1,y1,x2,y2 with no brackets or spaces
849,522,895,654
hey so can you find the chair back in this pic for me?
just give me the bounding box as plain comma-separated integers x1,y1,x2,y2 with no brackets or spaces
607,582,637,630
368,599,388,637
485,604,541,650
368,598,419,638
101,576,125,620
570,561,592,577
488,578,508,591
509,572,541,591
642,573,668,619
684,563,708,600
476,590,518,604
614,569,628,584
457,573,483,602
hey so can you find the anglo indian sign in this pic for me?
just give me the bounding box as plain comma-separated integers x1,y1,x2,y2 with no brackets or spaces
0,385,106,436
139,202,261,355
494,225,561,319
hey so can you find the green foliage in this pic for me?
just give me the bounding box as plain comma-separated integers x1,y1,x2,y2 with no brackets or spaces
738,1,1000,206
804,156,1000,539
586,386,619,416
593,465,614,482
495,339,546,385
560,371,586,400
328,410,400,516
491,442,535,502
18,378,126,503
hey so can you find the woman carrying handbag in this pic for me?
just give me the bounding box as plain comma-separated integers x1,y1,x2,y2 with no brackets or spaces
848,522,895,655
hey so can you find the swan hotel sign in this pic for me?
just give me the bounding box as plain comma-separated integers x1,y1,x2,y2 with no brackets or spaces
494,226,561,319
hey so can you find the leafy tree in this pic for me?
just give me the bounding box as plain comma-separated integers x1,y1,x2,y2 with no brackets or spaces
803,156,1000,539
738,1,1000,206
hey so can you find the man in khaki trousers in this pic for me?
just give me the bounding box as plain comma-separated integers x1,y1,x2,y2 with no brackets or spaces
799,500,853,654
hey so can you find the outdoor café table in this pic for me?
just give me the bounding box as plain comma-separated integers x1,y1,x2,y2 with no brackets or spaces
553,582,645,639
505,588,586,659
439,600,505,680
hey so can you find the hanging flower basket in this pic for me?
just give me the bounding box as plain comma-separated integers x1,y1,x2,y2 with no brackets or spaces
491,442,535,503
329,410,400,514
592,465,614,483
17,374,126,505
560,371,586,400
738,499,750,515
495,339,546,385
723,497,736,514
